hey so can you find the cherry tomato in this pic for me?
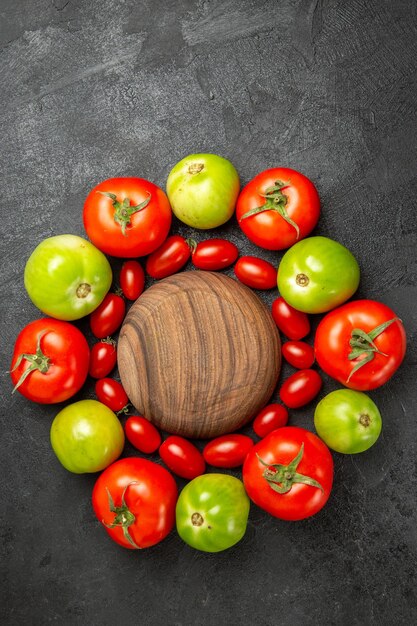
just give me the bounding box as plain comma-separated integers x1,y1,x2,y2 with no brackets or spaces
203,434,254,468
146,235,191,279
282,341,315,369
234,256,277,290
190,238,239,270
252,404,289,438
236,168,320,250
88,338,117,379
90,293,126,339
95,378,129,413
279,369,322,408
271,297,310,340
120,261,145,300
159,436,205,480
125,416,161,454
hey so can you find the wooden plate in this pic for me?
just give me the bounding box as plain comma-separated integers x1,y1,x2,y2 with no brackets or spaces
118,271,280,438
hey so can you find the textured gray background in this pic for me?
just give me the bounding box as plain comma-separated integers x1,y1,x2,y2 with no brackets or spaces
1,1,416,624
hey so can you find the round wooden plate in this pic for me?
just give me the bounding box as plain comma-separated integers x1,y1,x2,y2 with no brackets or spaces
118,271,280,438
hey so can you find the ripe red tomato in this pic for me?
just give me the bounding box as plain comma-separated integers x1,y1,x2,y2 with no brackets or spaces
279,369,322,409
203,434,254,468
191,239,239,270
159,436,205,480
271,297,310,340
243,427,333,520
125,416,161,454
95,378,129,413
120,260,145,300
234,256,277,289
282,341,315,369
88,339,117,379
315,300,406,390
90,293,125,339
10,318,89,403
92,457,177,549
83,177,172,258
146,235,191,279
252,404,289,438
236,168,320,250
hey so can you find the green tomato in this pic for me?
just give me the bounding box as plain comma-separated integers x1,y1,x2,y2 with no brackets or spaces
24,234,112,321
176,474,250,552
277,236,360,313
314,389,382,454
166,153,240,229
50,400,124,473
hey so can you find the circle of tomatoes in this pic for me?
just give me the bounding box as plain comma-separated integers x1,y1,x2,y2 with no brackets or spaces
234,256,277,289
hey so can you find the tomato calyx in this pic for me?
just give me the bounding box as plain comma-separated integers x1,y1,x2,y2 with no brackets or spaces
98,191,151,236
257,443,324,494
186,238,197,254
10,330,51,392
104,483,141,549
239,180,300,239
101,336,116,347
347,317,400,382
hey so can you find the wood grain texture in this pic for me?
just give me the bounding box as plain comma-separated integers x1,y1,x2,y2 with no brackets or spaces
118,271,280,438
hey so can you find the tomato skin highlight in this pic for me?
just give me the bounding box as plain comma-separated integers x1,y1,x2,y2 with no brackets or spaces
125,416,161,454
282,341,315,369
234,256,277,290
315,300,406,390
10,318,90,404
146,235,191,279
95,378,129,413
120,261,145,300
279,369,322,408
191,239,239,270
236,168,320,250
203,434,254,468
89,339,117,379
253,404,289,438
90,293,126,339
271,297,310,340
159,436,205,480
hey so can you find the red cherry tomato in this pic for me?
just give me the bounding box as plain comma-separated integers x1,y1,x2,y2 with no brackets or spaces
253,404,289,438
95,378,129,413
191,238,239,270
125,416,161,454
159,436,205,480
120,261,145,300
90,293,126,339
146,235,191,279
271,297,310,340
89,338,117,379
203,434,254,468
282,341,315,369
279,369,322,409
234,256,277,290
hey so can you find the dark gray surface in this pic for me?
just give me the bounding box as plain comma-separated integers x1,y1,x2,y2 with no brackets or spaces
1,1,416,624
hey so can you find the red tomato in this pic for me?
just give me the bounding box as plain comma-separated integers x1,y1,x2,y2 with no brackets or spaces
253,404,289,438
203,434,254,468
83,177,172,258
89,339,117,379
125,416,161,454
92,457,177,549
90,293,125,339
279,369,322,408
234,256,277,290
236,168,320,250
10,318,89,403
315,300,406,390
271,297,310,340
282,341,315,369
95,378,129,413
243,427,333,521
146,235,191,279
191,238,239,270
159,436,205,480
120,261,145,300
